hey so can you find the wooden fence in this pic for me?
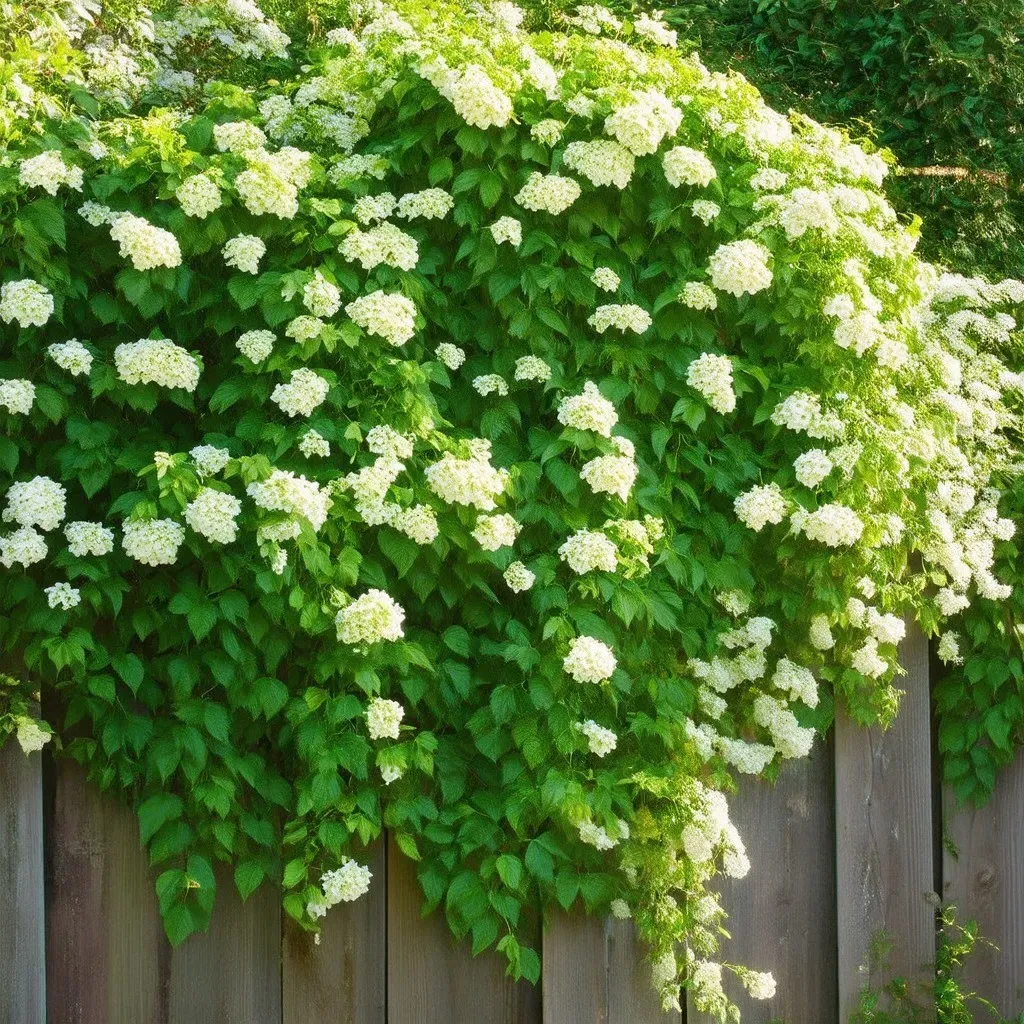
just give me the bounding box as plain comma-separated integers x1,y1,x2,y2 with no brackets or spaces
2,625,1023,1024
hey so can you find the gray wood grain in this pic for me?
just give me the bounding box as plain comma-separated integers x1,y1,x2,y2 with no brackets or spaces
687,737,838,1023
543,910,673,1023
46,761,168,1024
387,834,541,1024
943,748,1024,1017
282,839,386,1024
835,620,936,1019
0,735,46,1024
168,868,281,1024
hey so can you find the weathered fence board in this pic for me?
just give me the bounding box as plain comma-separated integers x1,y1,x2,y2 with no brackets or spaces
0,738,46,1024
387,834,541,1024
835,622,936,1020
47,762,167,1024
282,838,386,1024
689,737,838,1023
943,749,1024,1017
543,911,672,1024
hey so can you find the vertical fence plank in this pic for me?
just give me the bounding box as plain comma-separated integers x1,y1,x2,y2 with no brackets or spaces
835,621,936,1018
943,749,1024,1017
387,834,540,1024
168,871,281,1024
0,737,46,1024
47,761,168,1024
687,736,838,1023
283,838,386,1024
543,911,671,1023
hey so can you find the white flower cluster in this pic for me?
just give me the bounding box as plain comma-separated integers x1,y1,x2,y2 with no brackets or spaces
588,303,651,335
223,234,266,275
122,518,186,566
340,222,419,271
472,374,508,397
558,529,618,574
591,267,620,292
514,172,581,215
604,90,681,156
514,356,551,382
634,12,677,47
176,174,222,218
346,290,417,346
286,316,324,343
236,329,275,362
687,354,735,414
771,391,842,439
18,151,83,195
793,449,833,488
45,581,81,610
271,367,330,418
47,340,93,377
0,526,48,568
679,281,718,311
65,520,114,557
184,487,242,544
563,140,635,189
471,513,520,551
436,343,466,370
0,279,54,328
445,65,513,130
792,503,864,547
307,859,373,919
189,445,230,477
299,429,331,458
580,437,638,501
530,119,564,146
557,381,617,437
663,146,716,188
396,188,454,220
303,271,342,318
16,718,51,754
734,483,786,532
577,719,618,756
0,379,35,415
489,216,522,247
234,146,312,220
337,590,406,645
425,445,507,511
108,213,182,271
353,193,396,224
503,560,535,592
114,338,200,392
365,696,405,744
564,635,617,683
4,476,66,532
707,240,773,297
247,470,332,531
752,694,814,759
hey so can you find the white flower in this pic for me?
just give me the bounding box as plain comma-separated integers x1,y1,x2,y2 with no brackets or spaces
114,339,200,392
19,151,83,195
557,381,617,437
395,188,453,221
609,898,631,919
515,172,582,215
809,615,834,651
580,451,637,502
793,449,833,488
447,65,512,129
937,631,963,665
771,659,818,708
366,426,414,460
708,240,773,297
588,304,651,335
577,820,617,851
425,451,507,511
364,695,405,738
530,119,565,146
214,122,268,155
742,971,777,1001
0,279,54,328
380,764,404,785
45,581,81,610
472,513,520,551
302,271,342,318
558,529,618,574
852,637,888,678
514,356,551,382
0,379,36,415
604,90,681,156
564,636,617,683
734,483,787,532
184,487,242,544
0,526,47,568
337,590,406,645
15,717,50,754
503,561,535,592
309,859,373,919
663,146,716,188
285,316,324,343
346,291,417,346
248,470,332,531
46,340,93,376
108,213,182,271
122,519,185,566
577,719,618,756
634,12,676,47
591,267,620,292
299,429,331,458
436,343,466,370
271,368,330,417
393,504,438,545
489,217,522,247
472,374,509,397
176,174,222,218
223,234,266,275
563,140,635,189
687,354,735,414
679,282,718,311
352,193,397,224
236,329,275,362
189,445,231,478
339,222,419,271
4,476,66,532
691,200,720,225
802,504,863,547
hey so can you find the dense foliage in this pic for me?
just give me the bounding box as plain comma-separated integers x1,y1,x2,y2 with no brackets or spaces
1,0,1023,1015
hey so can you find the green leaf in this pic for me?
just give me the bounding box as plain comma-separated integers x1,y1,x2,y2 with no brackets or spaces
234,860,265,901
138,793,184,845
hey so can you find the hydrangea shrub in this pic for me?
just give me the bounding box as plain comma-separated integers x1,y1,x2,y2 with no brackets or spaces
1,0,1022,1015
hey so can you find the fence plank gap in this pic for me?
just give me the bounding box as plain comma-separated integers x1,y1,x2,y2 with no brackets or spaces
835,621,936,1019
942,748,1024,1017
282,837,386,1024
687,736,837,1024
46,761,167,1024
386,833,540,1024
543,910,671,1024
0,737,46,1024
